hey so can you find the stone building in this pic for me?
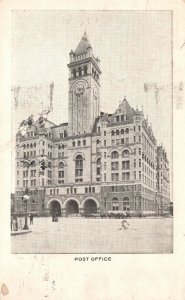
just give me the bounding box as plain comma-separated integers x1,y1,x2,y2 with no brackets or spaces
14,32,170,216
156,146,170,214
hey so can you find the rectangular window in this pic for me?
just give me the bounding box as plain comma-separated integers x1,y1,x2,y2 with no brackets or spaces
89,187,91,193
122,161,130,170
104,152,106,158
17,180,19,186
134,126,135,132
104,162,107,170
74,188,77,194
42,149,45,155
139,148,141,155
92,187,95,193
126,138,129,144
139,125,141,131
104,140,106,146
121,138,124,144
134,171,137,179
134,159,136,168
116,116,119,122
50,190,52,195
75,169,83,176
111,173,119,181
112,140,115,145
104,131,106,136
134,136,136,142
58,171,64,178
139,171,141,179
122,172,130,181
60,133,63,138
134,148,136,155
139,159,141,167
85,187,88,193
111,161,119,171
139,135,141,142
116,139,119,145
104,174,106,182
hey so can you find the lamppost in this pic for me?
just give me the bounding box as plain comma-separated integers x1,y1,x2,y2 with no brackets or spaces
23,189,30,230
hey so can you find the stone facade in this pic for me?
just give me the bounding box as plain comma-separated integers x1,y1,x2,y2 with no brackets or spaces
14,33,170,217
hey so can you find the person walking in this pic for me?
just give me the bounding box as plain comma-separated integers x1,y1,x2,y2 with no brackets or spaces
11,216,13,231
118,219,130,230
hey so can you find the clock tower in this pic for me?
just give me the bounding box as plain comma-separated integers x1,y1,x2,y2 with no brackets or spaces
68,32,101,136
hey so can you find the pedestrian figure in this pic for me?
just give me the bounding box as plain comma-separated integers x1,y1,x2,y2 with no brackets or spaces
30,214,34,225
119,219,130,230
15,218,18,231
11,216,13,231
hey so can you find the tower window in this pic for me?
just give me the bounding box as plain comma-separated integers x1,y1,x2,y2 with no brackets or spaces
84,66,88,75
73,69,76,78
78,67,82,77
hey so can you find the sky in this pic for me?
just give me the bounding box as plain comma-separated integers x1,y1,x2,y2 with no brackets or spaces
12,10,172,165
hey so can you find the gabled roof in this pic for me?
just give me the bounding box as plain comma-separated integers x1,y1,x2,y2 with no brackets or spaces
74,32,92,55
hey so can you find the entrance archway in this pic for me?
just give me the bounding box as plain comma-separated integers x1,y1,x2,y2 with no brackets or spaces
50,200,61,216
84,199,97,214
66,200,79,215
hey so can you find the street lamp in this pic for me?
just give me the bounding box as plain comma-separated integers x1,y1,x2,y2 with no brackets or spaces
23,194,29,230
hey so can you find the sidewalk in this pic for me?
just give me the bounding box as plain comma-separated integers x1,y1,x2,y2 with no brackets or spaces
11,229,32,236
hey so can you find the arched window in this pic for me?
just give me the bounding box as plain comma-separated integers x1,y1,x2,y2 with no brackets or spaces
96,157,101,181
31,160,36,167
58,161,64,181
111,130,115,136
78,140,81,147
27,144,29,148
126,128,129,134
58,162,64,169
75,155,83,182
111,151,119,159
122,149,129,157
116,129,119,135
96,139,100,145
72,141,75,147
83,139,86,146
30,143,33,148
48,161,52,168
121,129,124,135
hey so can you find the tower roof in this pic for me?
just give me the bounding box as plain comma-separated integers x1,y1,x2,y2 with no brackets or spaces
74,32,92,55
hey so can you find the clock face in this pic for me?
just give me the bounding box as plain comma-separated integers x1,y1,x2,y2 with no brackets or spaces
75,84,85,96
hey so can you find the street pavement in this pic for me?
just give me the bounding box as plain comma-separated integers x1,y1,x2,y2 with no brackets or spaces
11,216,173,254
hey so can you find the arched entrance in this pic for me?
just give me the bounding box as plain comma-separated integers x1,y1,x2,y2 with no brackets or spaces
84,199,97,214
50,200,61,216
66,200,79,215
